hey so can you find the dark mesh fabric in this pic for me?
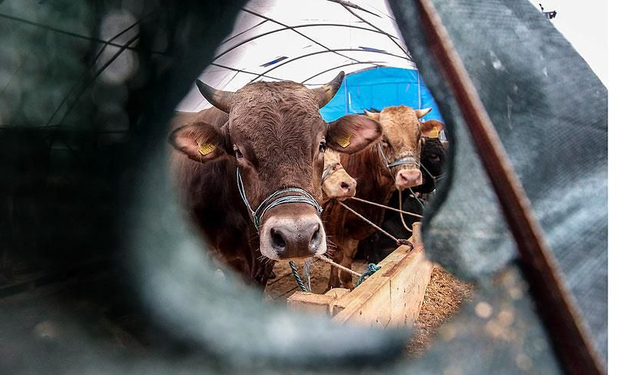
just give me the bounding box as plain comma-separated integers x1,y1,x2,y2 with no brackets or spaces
0,0,605,372
390,0,607,363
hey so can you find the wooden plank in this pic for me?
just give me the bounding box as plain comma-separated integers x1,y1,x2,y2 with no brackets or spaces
384,223,432,327
287,222,432,329
331,223,429,328
286,288,350,316
331,275,391,328
325,288,349,300
387,242,433,327
287,292,335,316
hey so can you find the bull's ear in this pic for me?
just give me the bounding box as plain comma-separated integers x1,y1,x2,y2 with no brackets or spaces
326,115,382,154
169,122,230,163
420,119,445,138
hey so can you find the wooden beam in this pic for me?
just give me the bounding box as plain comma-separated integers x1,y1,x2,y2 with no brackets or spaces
288,223,432,329
386,224,433,327
332,222,432,328
287,292,337,316
331,274,392,328
287,288,350,316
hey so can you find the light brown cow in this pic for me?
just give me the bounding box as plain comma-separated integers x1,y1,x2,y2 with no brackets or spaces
321,149,357,203
322,105,440,289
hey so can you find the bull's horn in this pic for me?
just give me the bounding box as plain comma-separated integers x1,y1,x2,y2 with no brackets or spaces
196,79,233,113
364,109,380,121
312,71,345,108
415,108,432,118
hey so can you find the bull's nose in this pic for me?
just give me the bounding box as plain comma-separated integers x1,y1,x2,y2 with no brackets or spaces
396,169,422,189
340,180,356,196
270,222,321,256
260,212,326,260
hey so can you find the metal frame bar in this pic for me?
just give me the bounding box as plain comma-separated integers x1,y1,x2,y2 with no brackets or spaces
208,62,285,81
250,48,413,83
241,8,361,65
300,61,384,84
212,23,400,62
339,3,411,59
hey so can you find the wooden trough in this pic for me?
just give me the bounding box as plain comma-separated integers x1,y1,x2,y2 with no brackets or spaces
287,222,433,328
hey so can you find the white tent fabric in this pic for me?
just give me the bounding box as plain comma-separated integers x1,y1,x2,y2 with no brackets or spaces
176,0,416,112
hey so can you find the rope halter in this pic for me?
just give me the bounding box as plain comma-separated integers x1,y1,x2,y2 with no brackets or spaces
236,168,323,230
377,143,421,175
378,142,446,187
321,162,338,185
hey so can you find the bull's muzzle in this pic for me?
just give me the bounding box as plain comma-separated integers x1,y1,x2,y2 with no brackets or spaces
259,205,327,260
395,168,422,190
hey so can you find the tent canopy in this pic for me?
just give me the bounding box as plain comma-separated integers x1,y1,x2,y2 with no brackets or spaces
176,0,422,112
319,67,443,122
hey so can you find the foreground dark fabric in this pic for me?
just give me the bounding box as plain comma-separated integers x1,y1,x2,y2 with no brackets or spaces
0,0,606,373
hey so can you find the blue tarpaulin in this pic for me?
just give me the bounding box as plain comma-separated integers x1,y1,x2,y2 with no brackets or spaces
320,67,444,123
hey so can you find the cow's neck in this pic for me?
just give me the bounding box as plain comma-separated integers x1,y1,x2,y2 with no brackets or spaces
345,143,397,204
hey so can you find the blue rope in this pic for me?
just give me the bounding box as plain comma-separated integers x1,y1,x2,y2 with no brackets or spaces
356,263,382,287
290,260,381,292
289,261,310,293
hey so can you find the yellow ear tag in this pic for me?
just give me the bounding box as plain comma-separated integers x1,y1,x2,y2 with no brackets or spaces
428,128,440,139
337,133,352,148
198,142,216,156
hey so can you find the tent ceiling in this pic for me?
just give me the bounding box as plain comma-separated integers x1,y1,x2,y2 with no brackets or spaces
176,0,416,112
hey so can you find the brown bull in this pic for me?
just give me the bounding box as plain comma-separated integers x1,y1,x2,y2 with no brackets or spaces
323,105,442,289
169,73,382,286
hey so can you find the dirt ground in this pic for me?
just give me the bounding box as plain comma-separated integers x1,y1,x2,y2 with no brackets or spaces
264,260,474,356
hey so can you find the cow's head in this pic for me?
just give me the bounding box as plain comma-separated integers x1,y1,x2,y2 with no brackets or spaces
421,120,447,177
415,120,447,194
321,149,357,202
170,72,381,260
364,106,439,190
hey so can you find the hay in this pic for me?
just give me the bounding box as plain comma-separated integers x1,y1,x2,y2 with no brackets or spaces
405,265,474,356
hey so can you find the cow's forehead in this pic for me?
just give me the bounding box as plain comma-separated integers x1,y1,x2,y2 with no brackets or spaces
227,82,326,159
229,81,323,124
228,101,325,138
234,81,317,106
380,106,420,141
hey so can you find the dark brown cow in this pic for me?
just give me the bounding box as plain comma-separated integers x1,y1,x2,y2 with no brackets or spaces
169,73,382,286
323,105,442,289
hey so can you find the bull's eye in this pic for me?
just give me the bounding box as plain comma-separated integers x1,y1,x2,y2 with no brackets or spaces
233,145,243,159
429,153,440,161
381,139,390,148
319,140,327,153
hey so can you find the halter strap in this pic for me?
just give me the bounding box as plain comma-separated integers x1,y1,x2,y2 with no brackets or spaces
419,161,440,184
321,162,336,185
321,162,347,185
377,143,421,175
236,168,323,230
377,143,446,187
